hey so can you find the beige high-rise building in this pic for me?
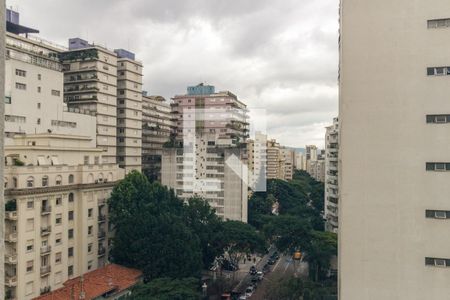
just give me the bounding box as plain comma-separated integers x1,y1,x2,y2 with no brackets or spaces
305,145,318,161
307,159,325,183
280,147,295,181
294,153,306,170
115,50,143,173
339,1,450,299
4,134,124,300
1,4,6,300
141,94,175,181
61,40,118,165
247,132,267,190
266,139,281,180
324,117,338,233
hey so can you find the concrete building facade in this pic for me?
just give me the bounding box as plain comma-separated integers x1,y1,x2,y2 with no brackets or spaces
4,134,124,300
324,117,338,233
339,1,450,298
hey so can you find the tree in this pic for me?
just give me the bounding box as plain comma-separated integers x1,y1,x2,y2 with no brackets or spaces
108,171,202,281
304,231,337,282
222,221,266,265
264,277,304,300
183,197,225,269
127,277,201,300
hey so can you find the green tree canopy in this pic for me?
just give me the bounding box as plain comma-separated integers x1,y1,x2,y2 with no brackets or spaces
127,277,201,300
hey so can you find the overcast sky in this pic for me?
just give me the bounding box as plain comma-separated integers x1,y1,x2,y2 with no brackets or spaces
8,0,339,148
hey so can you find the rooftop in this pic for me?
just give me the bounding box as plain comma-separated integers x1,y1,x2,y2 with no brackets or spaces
33,264,142,300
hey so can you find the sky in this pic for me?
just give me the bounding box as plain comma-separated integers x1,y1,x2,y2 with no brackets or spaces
7,0,339,148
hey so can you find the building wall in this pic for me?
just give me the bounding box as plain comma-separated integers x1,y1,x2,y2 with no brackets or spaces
4,135,124,300
339,1,450,299
0,2,6,299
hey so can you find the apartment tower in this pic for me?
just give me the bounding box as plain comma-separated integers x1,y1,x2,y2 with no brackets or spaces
115,49,143,173
0,4,6,300
324,117,338,233
340,1,450,299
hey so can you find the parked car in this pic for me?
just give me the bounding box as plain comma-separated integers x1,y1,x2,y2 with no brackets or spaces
271,251,280,260
221,293,232,300
262,263,271,273
245,286,254,297
239,295,248,300
249,265,257,275
256,271,264,281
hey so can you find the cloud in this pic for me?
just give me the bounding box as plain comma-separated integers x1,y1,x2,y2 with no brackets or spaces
7,0,339,148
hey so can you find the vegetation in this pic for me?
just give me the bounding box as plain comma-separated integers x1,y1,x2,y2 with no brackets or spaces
127,277,201,300
108,171,265,295
5,199,16,212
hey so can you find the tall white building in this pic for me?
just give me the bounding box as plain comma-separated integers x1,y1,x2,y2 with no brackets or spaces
0,4,6,300
247,132,267,190
305,145,318,161
339,1,450,299
324,117,338,233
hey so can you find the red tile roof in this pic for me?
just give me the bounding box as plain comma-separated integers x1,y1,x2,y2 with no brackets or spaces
33,264,142,300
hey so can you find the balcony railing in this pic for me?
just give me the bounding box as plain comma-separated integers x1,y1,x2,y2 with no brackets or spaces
40,226,51,236
98,215,106,223
5,275,17,287
6,233,17,243
5,211,17,221
40,245,52,255
98,231,106,239
40,286,51,295
5,254,17,264
40,265,51,276
41,205,52,215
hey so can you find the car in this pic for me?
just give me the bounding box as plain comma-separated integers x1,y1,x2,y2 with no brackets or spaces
268,258,276,265
245,286,254,297
249,265,257,275
262,263,271,273
222,260,238,271
271,251,280,260
256,271,264,281
221,293,232,300
239,295,248,300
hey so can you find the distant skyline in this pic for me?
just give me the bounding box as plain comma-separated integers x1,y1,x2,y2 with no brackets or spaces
7,0,339,148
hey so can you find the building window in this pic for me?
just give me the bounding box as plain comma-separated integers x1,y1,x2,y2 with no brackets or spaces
84,156,89,165
15,82,26,90
69,193,74,202
68,265,74,277
88,225,93,236
55,233,62,245
426,257,450,267
15,69,26,77
69,210,74,220
68,174,74,184
68,247,74,257
88,260,93,270
27,200,34,209
428,18,450,29
26,218,34,231
38,74,42,80
426,114,450,123
26,239,34,252
51,90,60,96
88,243,93,253
88,208,93,218
55,175,62,185
37,102,41,109
55,252,62,264
427,66,450,76
56,213,62,225
5,96,11,104
26,260,34,273
42,176,49,187
37,86,41,93
426,162,450,171
56,197,62,206
426,210,450,219
68,229,74,239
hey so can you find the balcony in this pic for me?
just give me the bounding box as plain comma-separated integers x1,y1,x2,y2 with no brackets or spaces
40,226,51,236
40,265,51,276
98,231,106,239
98,215,106,223
98,198,106,206
40,245,52,255
6,233,17,243
41,205,52,215
98,247,106,256
5,211,17,221
5,254,17,264
40,286,51,295
5,275,17,287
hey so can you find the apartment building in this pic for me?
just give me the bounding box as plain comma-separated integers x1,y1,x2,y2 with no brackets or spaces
280,147,295,181
294,152,307,170
339,1,450,298
5,23,96,144
247,132,267,191
4,134,124,300
307,159,325,183
1,6,6,300
61,39,119,165
115,49,143,173
142,94,175,181
324,117,338,233
266,139,282,180
161,84,249,222
305,145,318,161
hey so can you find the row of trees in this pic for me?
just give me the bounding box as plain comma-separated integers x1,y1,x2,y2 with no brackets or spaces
108,171,266,298
248,170,337,298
